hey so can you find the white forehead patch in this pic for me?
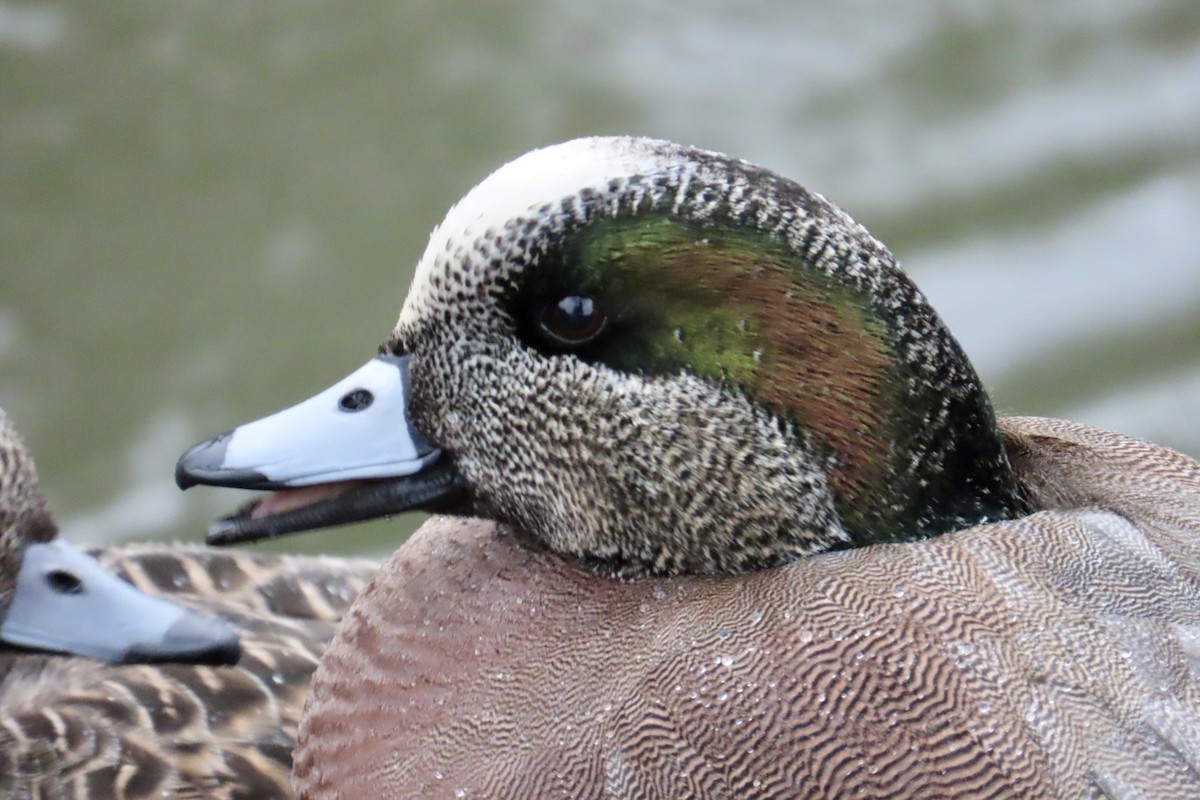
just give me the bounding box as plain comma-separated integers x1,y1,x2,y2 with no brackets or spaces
397,136,691,329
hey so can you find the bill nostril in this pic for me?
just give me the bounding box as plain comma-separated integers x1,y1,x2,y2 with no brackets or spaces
46,569,84,595
339,389,375,412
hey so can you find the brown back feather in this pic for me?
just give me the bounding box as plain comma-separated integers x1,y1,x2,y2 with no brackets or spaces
295,417,1200,799
1,548,378,800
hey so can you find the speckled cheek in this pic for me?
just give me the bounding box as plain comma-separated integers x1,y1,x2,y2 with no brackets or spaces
401,352,444,445
405,333,511,454
446,347,595,518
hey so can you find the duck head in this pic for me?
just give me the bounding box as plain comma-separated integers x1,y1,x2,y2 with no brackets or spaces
0,409,241,663
177,137,1024,577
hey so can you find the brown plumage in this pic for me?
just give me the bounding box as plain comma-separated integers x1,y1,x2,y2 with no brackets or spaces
171,137,1200,798
296,417,1200,799
0,410,379,799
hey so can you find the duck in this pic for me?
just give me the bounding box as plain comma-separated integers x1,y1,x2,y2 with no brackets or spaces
177,136,1200,799
0,407,379,798
0,411,239,669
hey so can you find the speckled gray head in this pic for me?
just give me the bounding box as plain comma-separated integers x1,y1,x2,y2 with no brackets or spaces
0,409,241,663
177,136,1024,577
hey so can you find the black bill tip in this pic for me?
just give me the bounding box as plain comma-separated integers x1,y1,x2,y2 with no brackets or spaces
176,432,274,490
124,613,243,666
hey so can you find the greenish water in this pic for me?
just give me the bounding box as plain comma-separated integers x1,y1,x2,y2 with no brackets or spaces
2,1,1198,558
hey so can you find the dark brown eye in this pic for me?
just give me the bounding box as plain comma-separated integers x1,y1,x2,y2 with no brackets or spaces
539,295,606,346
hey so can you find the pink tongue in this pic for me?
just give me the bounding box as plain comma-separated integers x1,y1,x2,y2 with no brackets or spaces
251,481,362,519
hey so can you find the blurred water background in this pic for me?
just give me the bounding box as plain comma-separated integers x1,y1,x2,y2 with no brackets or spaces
2,1,1198,558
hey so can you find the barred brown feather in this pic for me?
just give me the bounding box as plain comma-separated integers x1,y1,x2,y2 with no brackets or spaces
296,418,1200,799
2,547,378,800
0,407,378,800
